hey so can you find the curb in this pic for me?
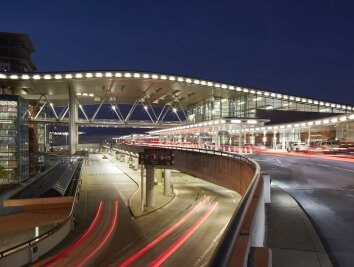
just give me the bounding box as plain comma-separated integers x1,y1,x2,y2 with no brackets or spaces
107,156,175,219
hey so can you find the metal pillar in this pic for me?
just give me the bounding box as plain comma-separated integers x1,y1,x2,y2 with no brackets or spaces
238,131,242,153
281,132,286,150
198,134,201,148
308,127,311,145
141,165,144,212
263,131,267,145
69,87,78,155
273,131,277,149
164,169,171,195
215,131,219,150
146,166,155,208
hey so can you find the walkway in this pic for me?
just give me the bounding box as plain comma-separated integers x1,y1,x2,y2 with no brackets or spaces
267,186,332,267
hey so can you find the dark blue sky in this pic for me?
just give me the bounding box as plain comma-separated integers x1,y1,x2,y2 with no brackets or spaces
3,0,354,105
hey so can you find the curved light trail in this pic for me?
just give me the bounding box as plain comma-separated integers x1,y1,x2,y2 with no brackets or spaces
148,201,219,267
45,200,104,266
77,200,118,267
119,196,211,267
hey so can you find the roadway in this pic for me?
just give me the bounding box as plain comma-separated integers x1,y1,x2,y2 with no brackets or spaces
38,154,239,266
249,153,354,267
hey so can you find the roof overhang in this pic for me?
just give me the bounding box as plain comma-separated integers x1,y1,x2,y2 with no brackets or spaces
0,71,353,112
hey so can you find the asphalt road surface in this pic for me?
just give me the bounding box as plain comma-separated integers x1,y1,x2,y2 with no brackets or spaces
39,154,239,267
249,154,354,267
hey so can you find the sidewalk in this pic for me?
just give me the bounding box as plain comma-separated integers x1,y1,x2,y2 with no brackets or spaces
105,153,175,218
266,186,332,267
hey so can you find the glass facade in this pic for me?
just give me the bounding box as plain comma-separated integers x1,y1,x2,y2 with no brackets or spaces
187,93,347,122
0,95,29,183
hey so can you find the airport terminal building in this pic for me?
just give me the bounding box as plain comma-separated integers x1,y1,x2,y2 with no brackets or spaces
0,32,353,182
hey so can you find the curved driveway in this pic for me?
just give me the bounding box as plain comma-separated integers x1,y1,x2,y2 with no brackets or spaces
249,154,354,267
38,154,238,266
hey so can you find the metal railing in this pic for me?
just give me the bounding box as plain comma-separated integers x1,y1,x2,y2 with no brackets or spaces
0,160,84,259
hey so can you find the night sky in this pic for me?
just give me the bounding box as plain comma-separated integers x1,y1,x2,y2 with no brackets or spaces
2,1,354,105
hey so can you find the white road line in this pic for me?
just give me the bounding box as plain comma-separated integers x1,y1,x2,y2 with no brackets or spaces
194,224,228,267
306,162,354,173
253,159,275,163
274,158,282,164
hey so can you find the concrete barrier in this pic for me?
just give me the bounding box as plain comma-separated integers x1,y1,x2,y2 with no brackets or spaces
3,196,73,207
0,216,72,267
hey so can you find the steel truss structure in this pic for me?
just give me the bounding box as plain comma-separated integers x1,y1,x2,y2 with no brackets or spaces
27,92,186,128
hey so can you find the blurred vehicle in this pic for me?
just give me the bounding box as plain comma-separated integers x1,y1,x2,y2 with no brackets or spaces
102,155,108,159
252,144,266,152
287,142,308,152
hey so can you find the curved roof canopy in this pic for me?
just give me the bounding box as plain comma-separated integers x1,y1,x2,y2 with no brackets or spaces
0,71,353,112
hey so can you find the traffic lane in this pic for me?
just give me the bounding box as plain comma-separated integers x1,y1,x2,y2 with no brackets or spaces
249,154,354,190
114,176,238,267
124,198,216,267
249,154,354,267
163,186,238,267
82,155,142,266
48,200,116,267
38,154,141,266
137,175,238,267
288,188,354,267
99,172,204,266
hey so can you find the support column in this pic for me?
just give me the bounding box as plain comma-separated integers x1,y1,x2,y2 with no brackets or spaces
273,131,277,149
164,169,171,195
69,87,78,155
155,168,163,184
263,131,267,146
238,131,242,153
146,166,155,208
308,127,311,145
281,132,286,150
133,157,139,171
215,131,219,151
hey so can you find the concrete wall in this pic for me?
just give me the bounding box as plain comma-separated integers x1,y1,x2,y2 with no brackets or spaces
0,216,72,267
173,151,255,196
114,144,255,196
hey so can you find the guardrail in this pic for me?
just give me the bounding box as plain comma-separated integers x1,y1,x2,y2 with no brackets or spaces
110,144,269,267
0,160,84,265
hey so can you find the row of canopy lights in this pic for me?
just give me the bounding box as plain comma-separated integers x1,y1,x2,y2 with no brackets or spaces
0,71,352,111
152,114,354,135
151,119,260,134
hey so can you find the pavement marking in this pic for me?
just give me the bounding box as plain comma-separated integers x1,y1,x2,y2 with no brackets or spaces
306,162,354,173
194,224,227,267
274,158,282,164
253,159,276,163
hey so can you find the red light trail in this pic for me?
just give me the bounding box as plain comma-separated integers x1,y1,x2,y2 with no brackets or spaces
76,200,119,267
119,196,211,267
148,201,219,267
46,200,103,266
